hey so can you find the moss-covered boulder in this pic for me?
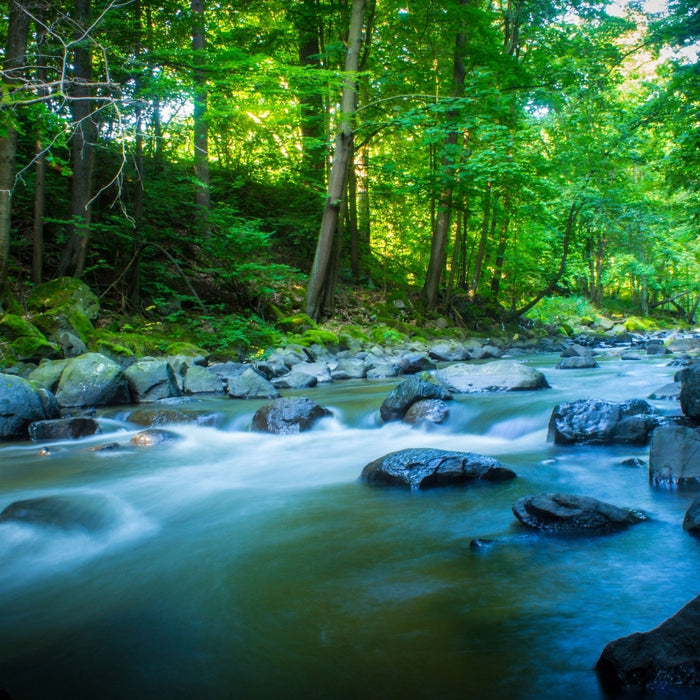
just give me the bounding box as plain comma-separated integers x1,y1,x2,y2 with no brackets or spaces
27,277,99,319
0,313,45,341
0,314,60,362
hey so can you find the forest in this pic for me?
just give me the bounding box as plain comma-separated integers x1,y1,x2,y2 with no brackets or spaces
0,0,698,356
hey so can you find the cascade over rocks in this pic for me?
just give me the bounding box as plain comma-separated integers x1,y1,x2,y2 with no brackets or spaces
0,374,61,439
547,398,662,445
360,448,516,490
649,426,700,489
596,593,700,691
436,360,549,393
379,373,452,422
512,493,646,533
251,397,332,434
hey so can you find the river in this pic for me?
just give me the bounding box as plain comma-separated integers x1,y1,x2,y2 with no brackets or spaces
1,353,698,699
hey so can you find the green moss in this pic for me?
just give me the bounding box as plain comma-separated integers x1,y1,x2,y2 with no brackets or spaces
276,313,319,333
10,336,59,361
28,277,100,319
289,329,340,348
91,339,135,361
32,309,94,343
623,316,649,332
0,313,45,341
369,326,408,346
89,330,163,357
164,341,208,357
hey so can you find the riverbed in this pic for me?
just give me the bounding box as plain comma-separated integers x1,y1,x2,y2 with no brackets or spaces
0,353,697,699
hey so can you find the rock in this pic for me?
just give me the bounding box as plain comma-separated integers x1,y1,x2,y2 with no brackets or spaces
251,397,332,434
596,593,700,691
27,359,68,392
54,330,88,358
397,352,437,375
561,343,595,358
130,428,180,447
125,358,181,402
330,358,367,380
284,361,333,384
436,360,549,393
55,352,131,408
683,495,700,535
125,406,217,428
379,373,452,422
512,493,646,534
647,344,671,356
270,368,318,390
621,352,643,361
620,457,645,468
668,337,700,353
547,398,661,446
228,367,280,398
679,364,700,418
182,365,225,394
365,362,401,379
402,399,450,426
266,344,310,369
27,276,99,319
556,356,599,369
28,417,102,441
648,382,681,400
428,341,471,362
0,373,61,440
0,493,117,532
360,448,517,490
649,426,700,489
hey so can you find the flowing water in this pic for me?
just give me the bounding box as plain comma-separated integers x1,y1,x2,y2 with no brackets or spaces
1,354,698,700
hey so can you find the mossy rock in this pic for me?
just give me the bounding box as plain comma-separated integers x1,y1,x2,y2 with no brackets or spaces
369,326,409,346
32,308,94,343
0,313,45,341
580,315,595,326
164,341,208,357
293,329,340,348
339,326,370,342
89,331,162,357
624,316,649,332
276,313,319,333
11,336,60,362
27,277,99,319
556,324,573,337
91,339,136,362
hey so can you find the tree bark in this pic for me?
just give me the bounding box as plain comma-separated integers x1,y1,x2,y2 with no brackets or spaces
0,0,32,306
59,0,95,279
421,0,469,310
192,0,210,236
305,0,366,321
469,182,494,298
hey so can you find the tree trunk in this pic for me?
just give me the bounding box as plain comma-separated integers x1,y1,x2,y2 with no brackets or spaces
59,0,95,279
305,0,366,321
192,0,210,236
469,181,493,298
0,0,32,306
514,200,583,318
421,0,469,310
490,206,510,299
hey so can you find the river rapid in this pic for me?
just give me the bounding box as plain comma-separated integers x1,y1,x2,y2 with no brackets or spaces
1,353,698,699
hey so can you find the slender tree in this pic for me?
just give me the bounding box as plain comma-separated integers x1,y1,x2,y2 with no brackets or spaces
192,0,210,235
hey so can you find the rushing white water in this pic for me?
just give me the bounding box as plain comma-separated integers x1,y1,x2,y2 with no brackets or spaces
0,353,697,700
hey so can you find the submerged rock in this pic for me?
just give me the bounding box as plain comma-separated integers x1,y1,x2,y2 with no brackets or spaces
512,493,646,534
130,428,180,447
436,360,549,393
251,397,331,435
126,406,218,428
379,373,451,423
28,417,102,441
0,493,117,532
596,593,700,691
547,398,661,446
360,448,516,490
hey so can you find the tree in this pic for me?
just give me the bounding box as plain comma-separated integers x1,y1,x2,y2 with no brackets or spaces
305,0,367,321
192,0,211,234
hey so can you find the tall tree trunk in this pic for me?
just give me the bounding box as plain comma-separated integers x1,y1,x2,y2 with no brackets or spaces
514,200,583,318
490,203,510,299
0,0,32,306
349,156,360,282
305,0,367,321
421,0,468,310
32,0,49,286
192,0,210,236
59,0,95,279
469,182,493,298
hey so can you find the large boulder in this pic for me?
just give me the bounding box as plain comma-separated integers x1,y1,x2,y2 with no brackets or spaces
54,352,131,408
182,365,225,394
125,358,181,402
679,363,700,419
556,356,599,370
360,448,516,490
227,367,280,399
0,373,61,439
428,341,472,362
379,373,452,423
649,426,700,489
330,357,367,380
27,359,68,392
397,352,437,375
0,313,59,362
27,276,99,319
547,398,661,446
270,368,318,390
251,397,331,434
512,493,646,534
436,360,549,393
596,593,700,691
